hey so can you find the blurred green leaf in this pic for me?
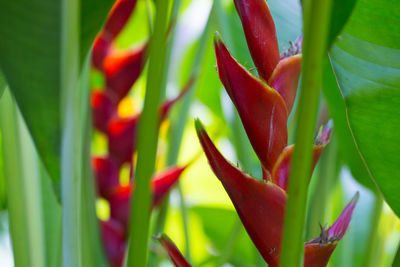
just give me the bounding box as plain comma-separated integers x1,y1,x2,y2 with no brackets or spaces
329,0,400,216
0,0,113,193
192,206,260,267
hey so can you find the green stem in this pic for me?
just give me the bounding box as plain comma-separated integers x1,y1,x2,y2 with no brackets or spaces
279,0,332,265
60,0,82,265
363,194,383,267
126,0,172,266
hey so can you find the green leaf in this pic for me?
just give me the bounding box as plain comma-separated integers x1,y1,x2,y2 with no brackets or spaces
0,0,113,193
0,89,46,267
329,0,400,216
327,0,358,49
322,58,376,191
191,206,259,266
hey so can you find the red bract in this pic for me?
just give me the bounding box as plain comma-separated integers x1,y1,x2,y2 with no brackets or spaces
107,166,187,227
91,90,117,133
103,0,138,40
233,0,280,81
214,35,288,176
154,234,191,267
100,219,126,267
107,84,191,166
92,156,120,198
195,120,358,267
91,0,137,70
104,45,147,103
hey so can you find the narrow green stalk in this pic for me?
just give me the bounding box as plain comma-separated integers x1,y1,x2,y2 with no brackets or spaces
151,4,216,264
60,0,83,266
279,0,332,265
127,0,172,266
363,194,383,267
0,89,46,267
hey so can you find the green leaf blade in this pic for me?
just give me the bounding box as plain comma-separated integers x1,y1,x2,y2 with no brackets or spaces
329,0,400,216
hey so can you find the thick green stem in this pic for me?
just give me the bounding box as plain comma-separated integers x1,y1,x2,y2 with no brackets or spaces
60,0,82,265
126,1,172,266
279,0,332,265
363,194,383,267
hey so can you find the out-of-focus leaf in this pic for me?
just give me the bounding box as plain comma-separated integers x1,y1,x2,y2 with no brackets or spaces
0,0,113,193
0,71,5,98
322,59,376,191
329,0,400,215
192,206,259,266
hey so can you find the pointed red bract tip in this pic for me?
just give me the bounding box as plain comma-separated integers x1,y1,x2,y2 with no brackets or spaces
214,36,288,172
304,192,359,266
92,34,113,71
104,45,147,103
92,156,120,198
152,166,186,207
268,55,302,114
154,234,192,267
195,119,287,266
108,115,139,166
100,219,126,267
91,90,117,133
233,0,280,81
103,0,138,41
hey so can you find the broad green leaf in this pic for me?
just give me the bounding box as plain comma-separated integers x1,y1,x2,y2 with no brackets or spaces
329,0,400,215
322,58,376,191
0,0,113,192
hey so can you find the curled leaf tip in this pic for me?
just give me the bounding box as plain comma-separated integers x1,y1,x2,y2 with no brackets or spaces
194,118,205,133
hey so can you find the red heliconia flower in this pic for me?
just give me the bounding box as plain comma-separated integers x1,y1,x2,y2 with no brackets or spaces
100,219,126,267
154,234,191,267
108,165,187,227
92,156,120,198
104,45,147,103
91,90,117,133
92,0,138,70
195,120,358,267
107,81,192,166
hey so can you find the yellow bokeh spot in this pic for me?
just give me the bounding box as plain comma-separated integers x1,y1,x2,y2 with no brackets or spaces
118,97,139,118
96,198,110,221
